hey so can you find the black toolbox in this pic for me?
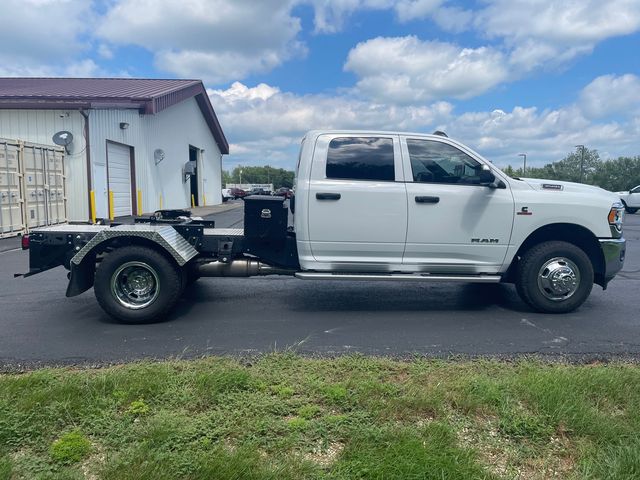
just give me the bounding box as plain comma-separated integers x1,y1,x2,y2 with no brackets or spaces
243,195,288,243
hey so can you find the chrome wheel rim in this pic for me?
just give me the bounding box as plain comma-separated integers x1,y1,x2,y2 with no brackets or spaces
111,261,159,309
537,257,580,301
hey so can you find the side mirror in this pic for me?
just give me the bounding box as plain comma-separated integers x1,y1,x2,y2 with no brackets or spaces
477,164,506,189
478,164,495,185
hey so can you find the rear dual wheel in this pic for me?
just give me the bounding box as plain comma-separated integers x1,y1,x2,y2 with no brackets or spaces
94,246,183,323
516,241,593,313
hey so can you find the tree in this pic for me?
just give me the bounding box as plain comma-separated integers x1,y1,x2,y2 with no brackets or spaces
591,156,640,191
222,170,233,186
501,150,640,192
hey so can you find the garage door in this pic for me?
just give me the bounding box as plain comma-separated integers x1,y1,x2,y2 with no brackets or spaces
107,142,133,217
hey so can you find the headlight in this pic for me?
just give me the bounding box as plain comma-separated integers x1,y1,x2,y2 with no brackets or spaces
608,202,625,237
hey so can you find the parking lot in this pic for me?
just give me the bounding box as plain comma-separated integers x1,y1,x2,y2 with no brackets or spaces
1,201,639,367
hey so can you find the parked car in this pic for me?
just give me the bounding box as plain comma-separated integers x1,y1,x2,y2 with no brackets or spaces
275,187,293,198
221,188,232,202
247,187,270,196
617,185,640,213
228,187,247,199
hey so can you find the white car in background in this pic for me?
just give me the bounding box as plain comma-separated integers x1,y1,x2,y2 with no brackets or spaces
221,188,233,202
617,186,640,213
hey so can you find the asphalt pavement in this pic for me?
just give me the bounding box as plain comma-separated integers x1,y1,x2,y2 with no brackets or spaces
1,200,639,367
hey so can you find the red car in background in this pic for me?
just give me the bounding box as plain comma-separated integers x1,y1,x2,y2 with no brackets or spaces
229,187,247,199
275,187,293,198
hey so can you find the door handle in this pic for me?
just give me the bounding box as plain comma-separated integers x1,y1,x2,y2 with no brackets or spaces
316,192,341,200
415,196,440,204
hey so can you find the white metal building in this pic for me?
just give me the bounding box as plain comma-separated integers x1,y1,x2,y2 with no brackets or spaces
0,78,229,222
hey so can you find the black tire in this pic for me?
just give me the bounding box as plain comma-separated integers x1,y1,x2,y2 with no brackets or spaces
621,201,636,214
94,246,183,323
515,241,593,313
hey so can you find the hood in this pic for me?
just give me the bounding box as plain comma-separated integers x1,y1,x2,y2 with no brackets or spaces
521,178,612,196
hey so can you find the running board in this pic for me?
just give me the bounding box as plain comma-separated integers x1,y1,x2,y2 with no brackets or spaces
294,272,501,283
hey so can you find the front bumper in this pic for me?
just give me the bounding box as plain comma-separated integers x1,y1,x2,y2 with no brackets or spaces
599,237,626,286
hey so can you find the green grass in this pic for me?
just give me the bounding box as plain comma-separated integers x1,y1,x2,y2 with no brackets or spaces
1,355,640,479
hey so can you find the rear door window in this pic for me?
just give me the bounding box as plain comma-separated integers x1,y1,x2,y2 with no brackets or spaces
326,137,395,181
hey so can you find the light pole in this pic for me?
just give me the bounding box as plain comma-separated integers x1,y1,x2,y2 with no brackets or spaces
239,168,243,186
575,145,585,183
518,153,527,175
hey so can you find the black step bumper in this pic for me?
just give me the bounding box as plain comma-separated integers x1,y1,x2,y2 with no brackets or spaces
599,237,626,286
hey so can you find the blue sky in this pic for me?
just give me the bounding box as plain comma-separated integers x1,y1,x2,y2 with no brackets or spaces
1,0,639,171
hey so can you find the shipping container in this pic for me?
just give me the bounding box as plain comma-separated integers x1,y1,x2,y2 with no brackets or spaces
0,138,66,238
0,140,22,237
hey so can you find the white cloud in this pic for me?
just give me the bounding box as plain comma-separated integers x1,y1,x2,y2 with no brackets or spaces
478,0,640,45
394,0,443,22
208,81,453,166
475,0,640,71
97,44,114,60
63,59,102,77
430,6,473,33
97,0,305,83
212,82,281,102
307,0,470,33
156,49,299,85
344,36,509,102
210,80,639,170
0,0,91,60
579,74,640,119
306,0,395,33
0,59,106,78
340,0,640,103
0,0,95,76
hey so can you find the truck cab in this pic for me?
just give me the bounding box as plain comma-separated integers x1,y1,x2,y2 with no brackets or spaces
22,130,626,323
293,131,625,310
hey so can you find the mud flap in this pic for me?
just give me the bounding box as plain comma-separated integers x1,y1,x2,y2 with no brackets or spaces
66,257,95,297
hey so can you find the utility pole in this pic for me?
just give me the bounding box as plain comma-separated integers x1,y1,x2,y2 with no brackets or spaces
575,145,585,183
239,168,243,186
518,153,527,175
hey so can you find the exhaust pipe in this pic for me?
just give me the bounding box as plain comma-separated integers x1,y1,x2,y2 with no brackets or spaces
197,259,295,277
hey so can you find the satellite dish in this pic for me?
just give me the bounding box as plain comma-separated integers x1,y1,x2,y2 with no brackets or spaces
52,131,73,153
154,148,165,165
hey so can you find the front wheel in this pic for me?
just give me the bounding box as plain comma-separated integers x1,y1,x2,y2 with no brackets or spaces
94,246,183,323
515,241,593,313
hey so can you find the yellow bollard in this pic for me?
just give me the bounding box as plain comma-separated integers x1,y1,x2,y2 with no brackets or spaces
89,190,96,223
191,194,195,208
159,194,163,210
108,190,114,220
137,190,143,215
203,193,207,206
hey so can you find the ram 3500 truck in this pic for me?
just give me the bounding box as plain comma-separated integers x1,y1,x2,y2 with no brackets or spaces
19,131,626,323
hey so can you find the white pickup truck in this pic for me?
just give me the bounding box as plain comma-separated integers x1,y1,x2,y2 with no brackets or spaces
617,186,640,214
20,130,626,323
